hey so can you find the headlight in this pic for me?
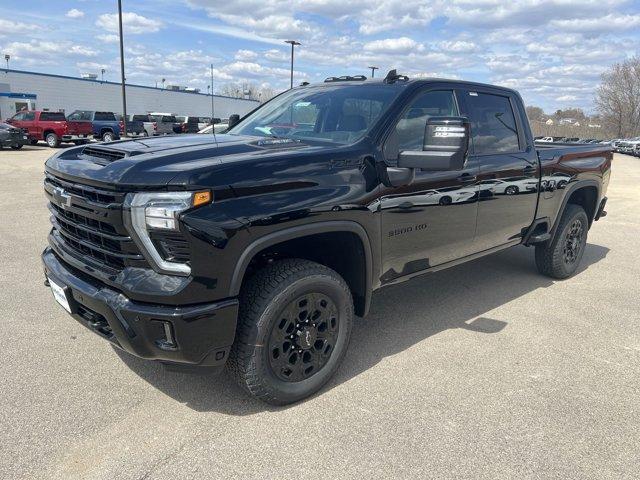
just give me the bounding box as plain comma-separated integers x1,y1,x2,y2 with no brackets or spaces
125,191,211,275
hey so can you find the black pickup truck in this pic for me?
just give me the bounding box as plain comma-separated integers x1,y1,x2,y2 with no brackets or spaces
42,72,611,404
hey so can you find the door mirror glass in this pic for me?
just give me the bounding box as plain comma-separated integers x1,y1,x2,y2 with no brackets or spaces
398,116,470,171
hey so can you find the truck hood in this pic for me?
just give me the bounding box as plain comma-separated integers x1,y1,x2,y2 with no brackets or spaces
44,134,324,189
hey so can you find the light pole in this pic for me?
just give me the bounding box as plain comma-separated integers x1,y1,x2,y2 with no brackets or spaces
161,78,166,89
117,0,128,137
101,68,106,82
210,63,216,138
285,40,301,89
5,54,10,72
368,66,378,78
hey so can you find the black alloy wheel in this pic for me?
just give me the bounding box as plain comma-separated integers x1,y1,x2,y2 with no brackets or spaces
228,259,353,405
267,293,339,382
562,218,585,266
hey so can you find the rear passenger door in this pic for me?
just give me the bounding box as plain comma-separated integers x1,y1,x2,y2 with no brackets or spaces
459,89,539,251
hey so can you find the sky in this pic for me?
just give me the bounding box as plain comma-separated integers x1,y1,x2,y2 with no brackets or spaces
1,0,640,112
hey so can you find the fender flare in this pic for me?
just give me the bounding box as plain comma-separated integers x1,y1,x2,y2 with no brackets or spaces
229,221,374,315
550,179,600,237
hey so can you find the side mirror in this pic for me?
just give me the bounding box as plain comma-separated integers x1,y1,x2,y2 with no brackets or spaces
228,114,240,129
398,116,470,171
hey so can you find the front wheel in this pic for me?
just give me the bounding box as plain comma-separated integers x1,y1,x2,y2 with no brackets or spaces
505,185,519,195
228,259,353,405
102,131,115,142
535,204,588,279
10,144,23,150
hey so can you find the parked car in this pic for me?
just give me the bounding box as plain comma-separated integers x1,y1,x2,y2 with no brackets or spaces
130,114,155,137
66,110,121,142
616,138,640,155
149,113,178,135
118,115,146,137
197,119,230,134
6,110,93,147
0,122,30,149
41,75,611,405
174,116,212,134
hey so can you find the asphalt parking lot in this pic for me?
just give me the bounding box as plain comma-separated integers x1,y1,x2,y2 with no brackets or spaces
1,145,639,479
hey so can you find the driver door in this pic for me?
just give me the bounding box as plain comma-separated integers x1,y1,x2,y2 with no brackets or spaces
379,89,479,284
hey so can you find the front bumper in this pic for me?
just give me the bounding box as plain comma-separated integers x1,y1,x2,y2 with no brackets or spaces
42,247,238,368
2,133,29,146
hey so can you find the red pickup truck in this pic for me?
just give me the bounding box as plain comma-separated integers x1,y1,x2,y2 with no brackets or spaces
6,111,93,148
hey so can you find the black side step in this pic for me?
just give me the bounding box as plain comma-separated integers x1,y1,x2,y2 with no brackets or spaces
527,233,551,244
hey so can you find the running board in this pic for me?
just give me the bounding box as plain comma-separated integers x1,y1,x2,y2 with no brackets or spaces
527,233,551,244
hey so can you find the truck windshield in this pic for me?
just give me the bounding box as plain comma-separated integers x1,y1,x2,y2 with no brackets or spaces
228,84,402,144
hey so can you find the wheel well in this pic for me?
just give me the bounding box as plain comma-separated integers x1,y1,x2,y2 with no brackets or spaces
101,128,113,136
43,129,55,138
567,186,598,226
241,231,368,316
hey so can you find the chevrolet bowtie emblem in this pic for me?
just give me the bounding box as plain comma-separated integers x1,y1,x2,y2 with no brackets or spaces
53,186,72,208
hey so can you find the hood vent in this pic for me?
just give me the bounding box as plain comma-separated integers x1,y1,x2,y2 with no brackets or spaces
81,146,127,164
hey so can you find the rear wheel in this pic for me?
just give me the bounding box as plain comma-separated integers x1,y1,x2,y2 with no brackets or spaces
45,132,60,148
535,204,588,279
10,144,23,150
102,131,115,142
505,185,519,195
228,259,353,405
30,139,39,146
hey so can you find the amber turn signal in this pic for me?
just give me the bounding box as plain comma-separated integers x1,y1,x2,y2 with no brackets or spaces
192,190,212,207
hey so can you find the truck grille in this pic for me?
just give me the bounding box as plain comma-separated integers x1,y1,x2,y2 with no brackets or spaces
44,172,147,272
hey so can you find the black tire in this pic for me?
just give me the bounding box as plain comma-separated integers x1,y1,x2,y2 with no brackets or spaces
45,132,60,148
102,131,115,142
227,259,353,405
535,204,589,279
505,185,519,195
10,144,23,150
439,196,452,206
30,139,39,146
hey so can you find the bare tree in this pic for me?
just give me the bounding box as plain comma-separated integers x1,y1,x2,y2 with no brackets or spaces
218,82,278,102
595,57,640,138
525,106,545,122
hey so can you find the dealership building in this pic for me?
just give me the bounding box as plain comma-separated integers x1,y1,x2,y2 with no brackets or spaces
0,69,259,121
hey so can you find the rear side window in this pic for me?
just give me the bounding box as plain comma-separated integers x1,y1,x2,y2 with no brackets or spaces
95,112,116,121
67,111,92,121
40,112,66,121
465,92,519,154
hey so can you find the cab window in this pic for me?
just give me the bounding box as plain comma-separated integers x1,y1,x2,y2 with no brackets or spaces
465,92,520,154
395,90,458,151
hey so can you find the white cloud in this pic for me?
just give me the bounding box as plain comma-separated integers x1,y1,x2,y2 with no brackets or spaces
3,40,98,59
235,49,258,61
550,13,640,33
0,19,39,34
97,34,120,44
65,9,85,19
363,37,422,53
96,12,162,34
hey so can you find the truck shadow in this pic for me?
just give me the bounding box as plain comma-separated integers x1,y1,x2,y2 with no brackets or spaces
116,243,609,414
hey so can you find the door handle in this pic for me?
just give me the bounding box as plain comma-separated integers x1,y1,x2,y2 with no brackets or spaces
457,174,477,183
